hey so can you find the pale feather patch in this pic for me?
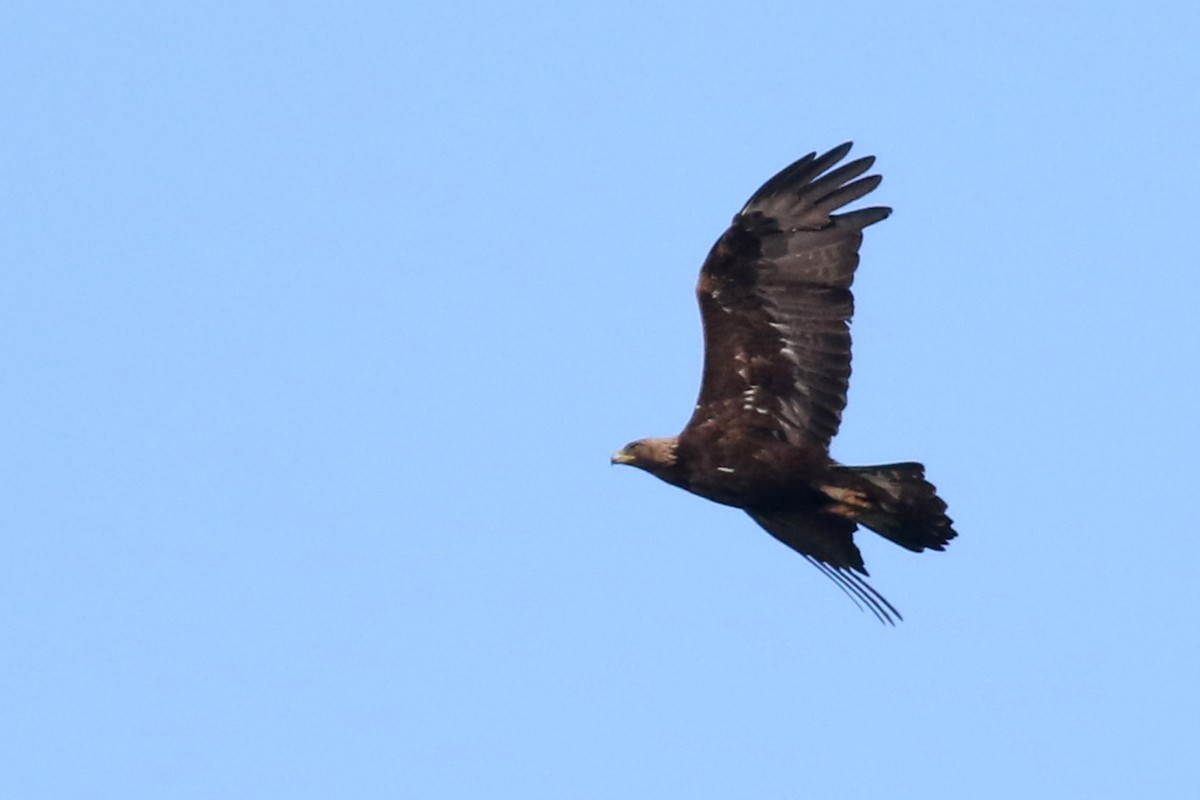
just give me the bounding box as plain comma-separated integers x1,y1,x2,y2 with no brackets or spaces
819,485,871,508
741,386,772,415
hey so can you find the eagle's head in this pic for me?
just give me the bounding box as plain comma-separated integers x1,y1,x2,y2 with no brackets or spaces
611,437,679,479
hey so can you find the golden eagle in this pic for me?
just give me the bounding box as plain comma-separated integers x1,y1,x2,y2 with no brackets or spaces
612,143,955,623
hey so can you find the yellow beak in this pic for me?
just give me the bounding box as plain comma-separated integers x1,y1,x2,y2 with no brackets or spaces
611,449,635,465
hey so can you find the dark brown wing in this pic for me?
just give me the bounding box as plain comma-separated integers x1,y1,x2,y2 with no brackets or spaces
747,509,901,624
687,143,891,451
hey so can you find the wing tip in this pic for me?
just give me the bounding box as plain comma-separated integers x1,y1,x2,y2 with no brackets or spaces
843,205,892,229
742,142,885,220
805,556,903,625
825,141,855,162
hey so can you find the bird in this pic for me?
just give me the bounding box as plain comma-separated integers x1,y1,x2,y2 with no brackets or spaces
611,143,955,624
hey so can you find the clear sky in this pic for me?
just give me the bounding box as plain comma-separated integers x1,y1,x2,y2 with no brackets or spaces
4,1,1199,797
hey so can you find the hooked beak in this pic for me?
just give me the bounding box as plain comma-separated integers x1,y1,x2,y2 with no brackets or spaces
611,449,635,466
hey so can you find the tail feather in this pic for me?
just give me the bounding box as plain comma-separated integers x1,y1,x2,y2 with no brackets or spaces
829,462,957,553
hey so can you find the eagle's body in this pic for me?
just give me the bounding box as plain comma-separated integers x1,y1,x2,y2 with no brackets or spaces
613,143,955,623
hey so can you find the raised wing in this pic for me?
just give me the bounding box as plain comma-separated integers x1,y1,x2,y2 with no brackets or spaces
689,143,891,450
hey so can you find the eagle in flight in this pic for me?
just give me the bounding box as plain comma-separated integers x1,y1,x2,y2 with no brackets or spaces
612,143,955,623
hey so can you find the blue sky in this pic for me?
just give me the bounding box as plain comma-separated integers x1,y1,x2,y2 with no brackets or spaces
4,1,1199,797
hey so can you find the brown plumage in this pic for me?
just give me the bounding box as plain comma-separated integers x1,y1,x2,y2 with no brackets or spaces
612,143,955,624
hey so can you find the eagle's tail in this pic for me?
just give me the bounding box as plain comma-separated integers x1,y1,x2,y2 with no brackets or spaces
825,463,957,553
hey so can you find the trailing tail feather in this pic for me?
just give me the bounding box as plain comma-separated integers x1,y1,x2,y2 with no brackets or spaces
825,462,956,553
